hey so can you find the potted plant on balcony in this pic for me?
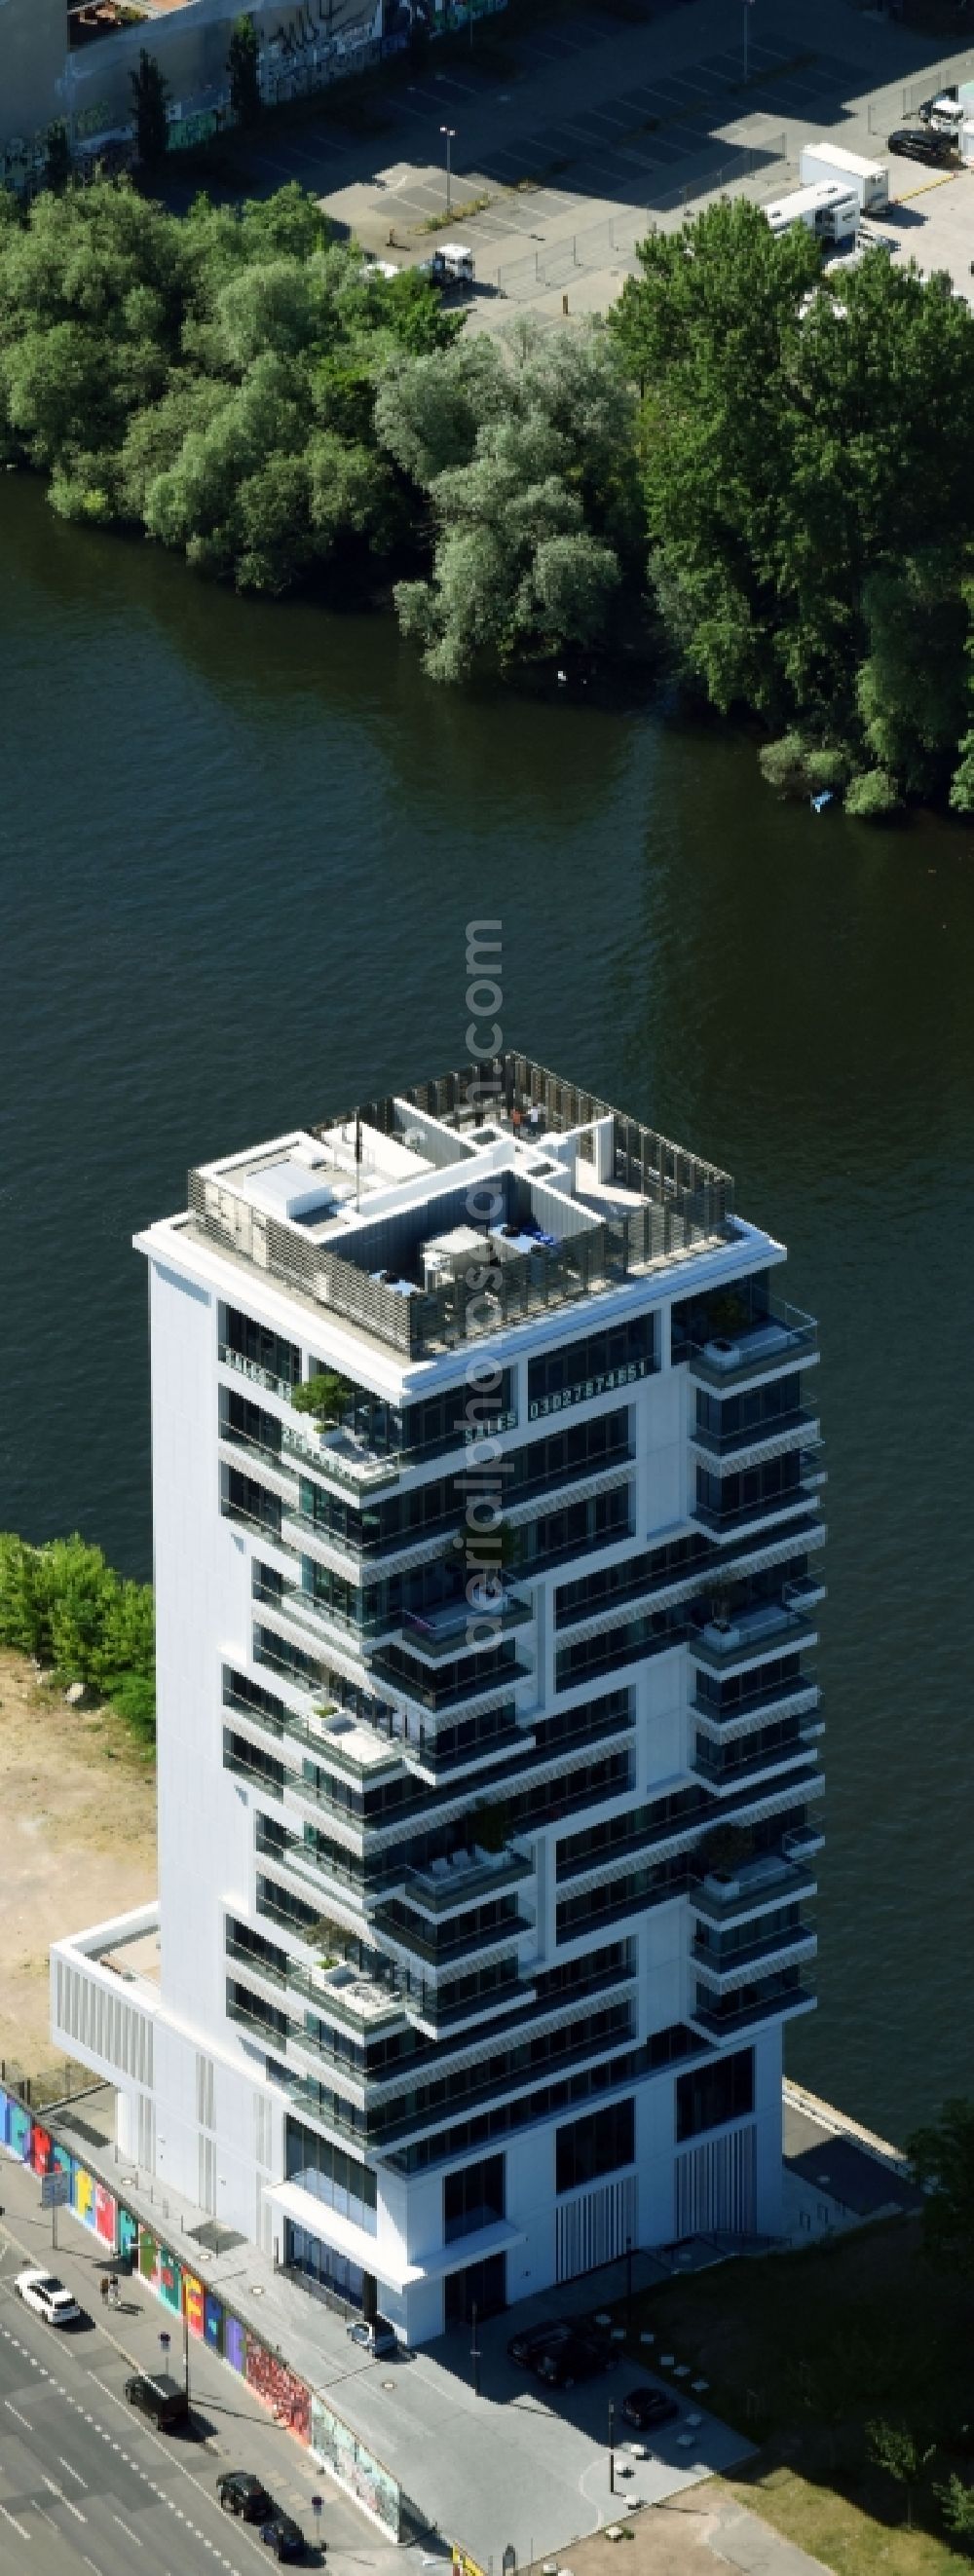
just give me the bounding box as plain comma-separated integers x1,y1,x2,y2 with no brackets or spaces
292,1371,356,1431
472,1798,510,1856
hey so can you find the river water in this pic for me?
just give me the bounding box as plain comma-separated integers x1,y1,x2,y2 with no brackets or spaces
2,472,972,2147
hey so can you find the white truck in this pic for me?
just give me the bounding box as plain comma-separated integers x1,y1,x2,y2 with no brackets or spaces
918,90,967,139
420,242,475,292
764,181,859,245
799,141,889,213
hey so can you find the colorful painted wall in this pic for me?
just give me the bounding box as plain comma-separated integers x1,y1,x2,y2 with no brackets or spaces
0,2086,404,2541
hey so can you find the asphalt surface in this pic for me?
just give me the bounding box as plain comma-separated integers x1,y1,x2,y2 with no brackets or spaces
0,2199,418,2576
0,2267,285,2575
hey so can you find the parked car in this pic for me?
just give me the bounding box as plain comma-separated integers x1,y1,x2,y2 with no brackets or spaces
218,2471,274,2520
14,2268,81,2328
886,125,957,167
506,2319,563,2367
124,2371,189,2431
535,2331,613,2389
261,2512,305,2562
347,2315,397,2357
621,2386,680,2431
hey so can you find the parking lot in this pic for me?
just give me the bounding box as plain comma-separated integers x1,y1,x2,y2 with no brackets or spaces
204,0,974,329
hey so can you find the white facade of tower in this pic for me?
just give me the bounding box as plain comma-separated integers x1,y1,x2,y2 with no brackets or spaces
52,1060,824,2347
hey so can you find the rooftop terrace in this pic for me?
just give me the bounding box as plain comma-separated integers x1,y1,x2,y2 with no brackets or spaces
185,1053,735,1363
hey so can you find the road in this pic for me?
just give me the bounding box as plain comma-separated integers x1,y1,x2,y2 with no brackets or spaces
0,2204,423,2576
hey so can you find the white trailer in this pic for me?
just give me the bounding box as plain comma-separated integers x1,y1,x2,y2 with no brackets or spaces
764,181,859,244
799,141,889,212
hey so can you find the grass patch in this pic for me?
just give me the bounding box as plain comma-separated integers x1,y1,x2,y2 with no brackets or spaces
724,2466,964,2574
598,2221,974,2568
420,194,492,232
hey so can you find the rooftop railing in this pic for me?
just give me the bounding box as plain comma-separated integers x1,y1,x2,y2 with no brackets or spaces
189,1055,732,1361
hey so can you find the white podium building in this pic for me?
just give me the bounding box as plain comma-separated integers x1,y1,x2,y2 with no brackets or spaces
51,1056,824,2346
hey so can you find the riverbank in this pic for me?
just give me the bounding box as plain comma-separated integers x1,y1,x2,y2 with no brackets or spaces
0,1651,156,2074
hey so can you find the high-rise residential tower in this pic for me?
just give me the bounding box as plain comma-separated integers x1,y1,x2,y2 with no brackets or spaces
52,1058,824,2346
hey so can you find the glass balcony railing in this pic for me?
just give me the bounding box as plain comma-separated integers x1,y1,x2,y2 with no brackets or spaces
688,1605,817,1669
402,1848,534,1914
682,1303,818,1388
690,1977,815,2036
690,1406,819,1462
691,1855,817,1923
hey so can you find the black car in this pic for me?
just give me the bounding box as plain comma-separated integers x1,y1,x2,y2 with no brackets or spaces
124,2371,189,2431
535,2332,612,2390
261,2513,305,2563
507,2319,563,2367
621,2386,680,2431
218,2471,274,2520
886,126,957,167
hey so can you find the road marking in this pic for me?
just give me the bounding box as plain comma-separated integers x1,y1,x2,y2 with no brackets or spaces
4,2399,32,2428
113,2513,143,2546
0,2500,30,2538
57,2455,88,2485
42,2471,87,2521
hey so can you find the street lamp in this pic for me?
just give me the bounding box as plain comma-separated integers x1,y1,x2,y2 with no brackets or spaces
609,2399,616,2496
470,2298,480,2399
440,123,456,220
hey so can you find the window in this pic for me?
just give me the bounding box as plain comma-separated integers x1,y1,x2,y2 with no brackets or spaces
285,2115,377,2226
444,2153,505,2244
223,1305,300,1388
675,2047,755,2142
529,1317,656,1415
556,2099,634,2194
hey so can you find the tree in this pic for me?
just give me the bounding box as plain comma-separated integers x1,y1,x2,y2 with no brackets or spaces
936,2474,974,2538
131,50,169,168
292,1371,356,1422
866,2422,932,2528
907,2098,974,2275
382,321,631,679
44,122,72,197
227,14,262,127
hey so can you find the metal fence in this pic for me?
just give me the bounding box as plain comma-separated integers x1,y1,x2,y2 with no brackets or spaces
496,137,789,296
868,55,974,131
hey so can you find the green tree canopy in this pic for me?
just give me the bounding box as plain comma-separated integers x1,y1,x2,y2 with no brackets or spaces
908,2098,974,2275
228,13,262,127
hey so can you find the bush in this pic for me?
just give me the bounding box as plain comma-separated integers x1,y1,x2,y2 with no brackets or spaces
0,1531,155,1741
844,767,902,819
759,733,848,799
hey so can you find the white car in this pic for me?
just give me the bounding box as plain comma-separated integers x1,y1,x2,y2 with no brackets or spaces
15,2268,81,2326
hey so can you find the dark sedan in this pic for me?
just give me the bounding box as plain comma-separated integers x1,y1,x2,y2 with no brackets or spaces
886,126,957,167
621,2386,681,2431
507,2319,563,2367
261,2514,305,2563
535,2332,614,2389
218,2471,274,2520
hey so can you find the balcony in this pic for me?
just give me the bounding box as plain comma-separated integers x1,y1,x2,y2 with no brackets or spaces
289,1960,409,2035
691,1729,820,1797
372,1649,531,1721
373,1902,534,1971
689,1977,816,2038
683,1303,818,1390
693,1921,817,1991
688,1604,817,1673
691,1854,817,1923
690,1450,826,1540
218,1341,297,1404
395,1591,534,1661
281,1421,402,1499
692,1678,820,1741
689,1408,820,1473
402,1847,534,1917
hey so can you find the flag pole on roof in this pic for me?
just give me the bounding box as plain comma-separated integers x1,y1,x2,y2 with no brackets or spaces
355,1111,362,1211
